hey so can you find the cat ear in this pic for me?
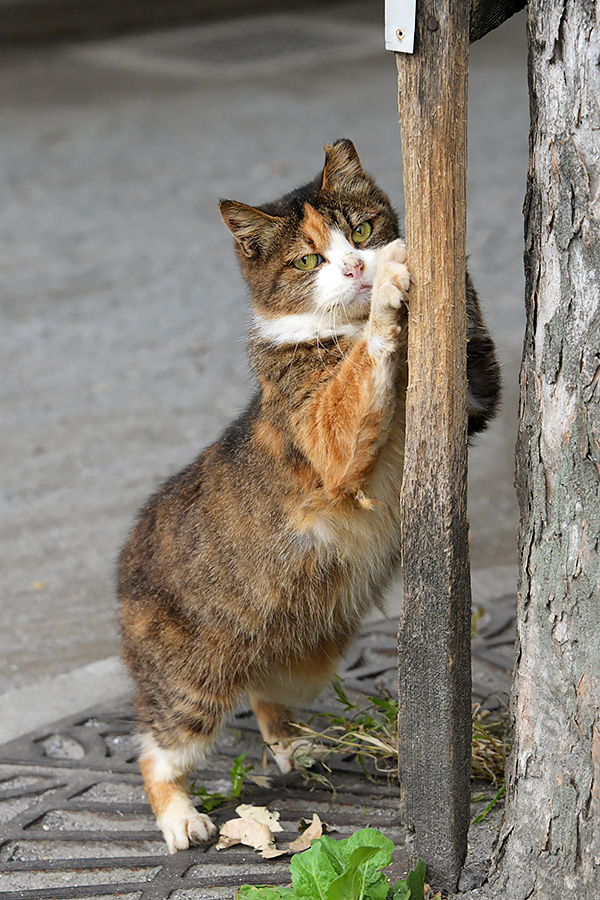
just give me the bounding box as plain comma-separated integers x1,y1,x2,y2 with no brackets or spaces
219,200,283,258
321,139,365,190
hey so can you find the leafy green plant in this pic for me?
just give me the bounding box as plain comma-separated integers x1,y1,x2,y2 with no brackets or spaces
191,752,254,813
236,828,433,900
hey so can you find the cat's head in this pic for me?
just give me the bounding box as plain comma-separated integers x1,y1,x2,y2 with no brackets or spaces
219,140,399,344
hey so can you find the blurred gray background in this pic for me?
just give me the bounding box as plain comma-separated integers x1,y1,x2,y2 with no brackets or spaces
0,1,528,740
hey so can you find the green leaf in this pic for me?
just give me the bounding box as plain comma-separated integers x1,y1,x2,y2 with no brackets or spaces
319,834,352,875
391,882,410,900
368,695,398,727
347,846,380,869
290,837,342,900
327,869,389,900
345,828,394,882
471,783,506,824
325,866,366,900
331,677,358,714
191,750,254,812
290,830,395,900
236,886,297,899
323,846,383,900
369,874,391,900
316,834,348,874
229,752,254,798
391,858,427,900
191,784,231,813
405,858,426,897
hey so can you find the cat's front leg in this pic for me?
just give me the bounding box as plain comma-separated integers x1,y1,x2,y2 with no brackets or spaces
355,238,411,466
292,239,410,502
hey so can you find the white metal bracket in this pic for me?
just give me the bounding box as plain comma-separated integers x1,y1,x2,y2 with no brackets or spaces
385,0,417,54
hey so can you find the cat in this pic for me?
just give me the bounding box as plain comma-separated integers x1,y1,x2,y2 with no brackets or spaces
117,139,501,854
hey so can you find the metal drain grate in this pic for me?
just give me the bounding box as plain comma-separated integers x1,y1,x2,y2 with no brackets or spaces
0,608,514,898
76,13,382,79
0,704,406,899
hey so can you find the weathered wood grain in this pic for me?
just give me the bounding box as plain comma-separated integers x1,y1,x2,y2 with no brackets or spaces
395,0,472,891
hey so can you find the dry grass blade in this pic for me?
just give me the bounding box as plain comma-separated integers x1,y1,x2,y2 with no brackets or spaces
296,680,510,787
471,702,511,785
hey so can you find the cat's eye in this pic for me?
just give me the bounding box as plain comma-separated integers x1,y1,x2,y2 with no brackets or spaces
293,253,324,271
352,221,372,243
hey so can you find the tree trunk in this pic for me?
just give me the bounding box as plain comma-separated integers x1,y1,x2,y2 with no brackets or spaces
482,1,600,896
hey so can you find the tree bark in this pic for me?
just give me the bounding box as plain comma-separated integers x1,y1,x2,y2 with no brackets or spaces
482,1,600,896
396,1,472,892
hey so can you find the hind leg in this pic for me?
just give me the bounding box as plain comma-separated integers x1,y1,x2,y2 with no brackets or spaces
249,660,339,773
140,733,218,853
249,696,308,774
248,645,344,773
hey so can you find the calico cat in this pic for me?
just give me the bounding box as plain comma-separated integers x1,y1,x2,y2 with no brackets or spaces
118,139,500,854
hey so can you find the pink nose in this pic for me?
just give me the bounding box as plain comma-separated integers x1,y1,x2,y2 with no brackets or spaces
342,257,365,279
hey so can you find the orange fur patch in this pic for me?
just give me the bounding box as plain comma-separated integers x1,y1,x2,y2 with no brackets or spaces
302,203,330,249
123,611,154,640
250,697,299,743
140,757,187,818
254,419,285,457
293,339,387,500
290,640,341,681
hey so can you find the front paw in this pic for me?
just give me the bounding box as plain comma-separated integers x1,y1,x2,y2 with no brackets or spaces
158,803,218,854
371,239,411,314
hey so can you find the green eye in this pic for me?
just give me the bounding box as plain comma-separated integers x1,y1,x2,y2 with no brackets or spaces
352,221,372,243
293,253,323,270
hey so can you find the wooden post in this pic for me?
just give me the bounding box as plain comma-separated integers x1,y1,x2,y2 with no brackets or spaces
395,0,472,892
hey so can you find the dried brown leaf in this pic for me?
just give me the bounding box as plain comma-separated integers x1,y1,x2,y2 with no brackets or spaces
260,846,288,859
288,813,323,852
217,817,275,853
236,804,283,832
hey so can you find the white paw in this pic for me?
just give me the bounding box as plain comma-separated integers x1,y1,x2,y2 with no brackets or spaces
373,240,411,309
377,238,407,268
158,805,218,854
387,261,411,297
375,278,406,311
269,737,315,775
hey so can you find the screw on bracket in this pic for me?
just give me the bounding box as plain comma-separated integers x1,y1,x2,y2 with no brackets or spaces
385,0,417,54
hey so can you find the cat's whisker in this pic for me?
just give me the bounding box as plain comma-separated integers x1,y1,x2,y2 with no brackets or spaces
330,306,348,359
328,307,345,360
314,305,337,375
